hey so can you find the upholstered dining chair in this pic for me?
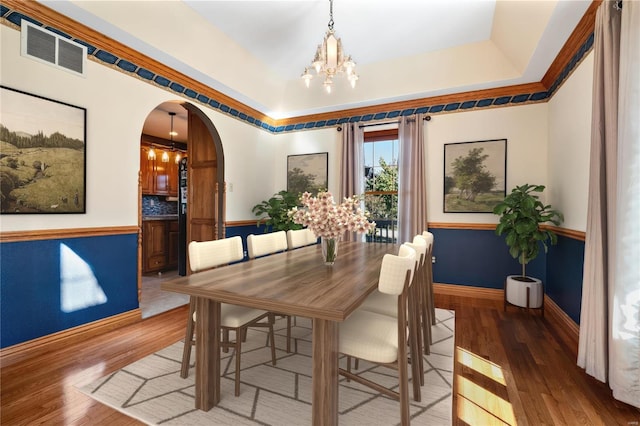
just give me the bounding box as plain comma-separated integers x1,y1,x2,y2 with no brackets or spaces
338,245,419,426
359,237,429,384
286,228,317,250
181,236,277,397
247,231,292,352
247,230,288,258
285,228,317,330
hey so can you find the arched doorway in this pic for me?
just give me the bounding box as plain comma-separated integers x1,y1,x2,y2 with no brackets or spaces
138,101,225,318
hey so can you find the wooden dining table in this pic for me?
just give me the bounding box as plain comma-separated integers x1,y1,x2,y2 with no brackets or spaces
161,240,399,426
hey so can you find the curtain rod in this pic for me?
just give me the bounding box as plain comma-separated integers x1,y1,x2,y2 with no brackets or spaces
336,115,431,131
359,115,432,129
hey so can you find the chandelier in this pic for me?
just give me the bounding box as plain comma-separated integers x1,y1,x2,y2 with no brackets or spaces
301,0,358,93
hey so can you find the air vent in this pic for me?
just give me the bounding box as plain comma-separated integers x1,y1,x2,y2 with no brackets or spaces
21,21,86,77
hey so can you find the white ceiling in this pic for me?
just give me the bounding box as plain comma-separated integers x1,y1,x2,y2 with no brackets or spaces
183,0,497,80
38,0,592,142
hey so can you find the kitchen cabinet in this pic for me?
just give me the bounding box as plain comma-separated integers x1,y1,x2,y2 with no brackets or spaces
140,140,184,197
142,219,179,273
167,220,180,267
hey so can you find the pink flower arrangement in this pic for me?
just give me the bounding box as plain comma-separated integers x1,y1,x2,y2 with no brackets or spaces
288,191,376,240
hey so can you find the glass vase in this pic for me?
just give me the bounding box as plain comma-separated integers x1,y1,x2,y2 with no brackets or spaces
321,237,338,265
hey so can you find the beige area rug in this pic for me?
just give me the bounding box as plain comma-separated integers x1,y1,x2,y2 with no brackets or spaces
78,309,455,425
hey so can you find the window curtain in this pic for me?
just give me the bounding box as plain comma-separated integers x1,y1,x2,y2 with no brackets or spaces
340,122,364,242
578,0,639,409
611,0,639,408
397,114,427,244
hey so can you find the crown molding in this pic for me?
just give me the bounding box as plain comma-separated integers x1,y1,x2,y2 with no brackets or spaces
1,0,599,133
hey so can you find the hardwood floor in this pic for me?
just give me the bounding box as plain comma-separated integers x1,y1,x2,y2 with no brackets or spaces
436,294,639,426
1,295,638,425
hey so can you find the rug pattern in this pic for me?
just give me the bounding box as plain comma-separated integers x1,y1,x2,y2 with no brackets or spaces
79,309,455,425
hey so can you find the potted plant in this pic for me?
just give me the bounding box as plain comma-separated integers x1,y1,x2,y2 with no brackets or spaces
251,190,303,232
493,184,563,309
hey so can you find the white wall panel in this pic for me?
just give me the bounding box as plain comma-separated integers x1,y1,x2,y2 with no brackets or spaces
548,52,593,232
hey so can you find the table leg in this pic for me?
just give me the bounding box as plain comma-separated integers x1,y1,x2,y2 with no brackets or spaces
195,297,221,410
312,319,339,426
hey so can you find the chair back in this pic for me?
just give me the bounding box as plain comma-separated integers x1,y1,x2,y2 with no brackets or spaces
286,228,317,250
188,236,244,273
410,235,428,267
247,231,288,259
378,245,416,296
397,243,418,283
405,238,427,270
421,231,434,252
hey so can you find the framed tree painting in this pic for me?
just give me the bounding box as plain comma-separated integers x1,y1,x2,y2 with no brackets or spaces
287,152,328,196
443,139,506,213
0,86,86,214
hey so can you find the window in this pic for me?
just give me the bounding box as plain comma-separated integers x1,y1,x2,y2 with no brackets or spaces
364,128,399,243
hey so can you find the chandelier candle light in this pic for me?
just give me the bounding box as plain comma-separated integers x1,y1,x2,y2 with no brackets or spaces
301,0,358,93
289,191,375,265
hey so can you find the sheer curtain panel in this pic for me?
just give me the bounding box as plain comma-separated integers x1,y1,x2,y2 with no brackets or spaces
611,0,639,408
340,123,364,242
578,0,639,409
397,114,427,244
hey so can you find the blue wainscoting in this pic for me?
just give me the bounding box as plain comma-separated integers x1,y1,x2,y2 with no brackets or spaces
429,228,546,289
429,227,584,325
546,235,585,324
0,233,139,348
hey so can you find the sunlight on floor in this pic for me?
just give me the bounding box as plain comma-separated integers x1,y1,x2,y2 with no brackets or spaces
63,361,106,424
457,346,506,385
455,346,516,425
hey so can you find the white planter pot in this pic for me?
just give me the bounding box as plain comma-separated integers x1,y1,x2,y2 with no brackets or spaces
505,275,543,309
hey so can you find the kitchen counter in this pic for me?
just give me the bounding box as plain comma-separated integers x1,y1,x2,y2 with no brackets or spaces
142,215,178,221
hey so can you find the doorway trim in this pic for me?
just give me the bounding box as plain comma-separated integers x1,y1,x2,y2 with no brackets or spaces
182,102,226,240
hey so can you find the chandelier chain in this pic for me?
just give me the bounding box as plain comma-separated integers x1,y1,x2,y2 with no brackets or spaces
328,0,334,30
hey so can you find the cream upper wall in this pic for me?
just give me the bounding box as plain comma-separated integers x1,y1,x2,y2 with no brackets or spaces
1,21,593,232
0,25,272,230
547,51,594,232
270,128,340,195
426,103,549,224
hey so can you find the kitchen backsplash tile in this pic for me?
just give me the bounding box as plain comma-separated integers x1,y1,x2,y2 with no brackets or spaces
142,195,178,216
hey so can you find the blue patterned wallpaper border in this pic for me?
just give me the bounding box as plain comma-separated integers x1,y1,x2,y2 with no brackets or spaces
1,7,594,134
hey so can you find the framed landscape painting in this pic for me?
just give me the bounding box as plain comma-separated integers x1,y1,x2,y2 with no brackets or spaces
443,139,506,213
287,152,328,196
0,86,86,214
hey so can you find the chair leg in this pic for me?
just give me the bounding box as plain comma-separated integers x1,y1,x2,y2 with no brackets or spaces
286,315,292,353
222,329,230,353
408,282,423,399
428,250,436,326
180,297,196,378
235,328,242,397
418,264,431,357
397,298,411,426
268,313,277,366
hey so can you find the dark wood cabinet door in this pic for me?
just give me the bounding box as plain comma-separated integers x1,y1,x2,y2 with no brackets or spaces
140,145,154,194
167,156,179,197
143,220,167,272
154,151,169,195
167,220,179,267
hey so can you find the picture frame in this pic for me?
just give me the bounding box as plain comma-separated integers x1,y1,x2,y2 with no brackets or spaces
443,139,506,213
0,86,86,214
287,152,328,196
